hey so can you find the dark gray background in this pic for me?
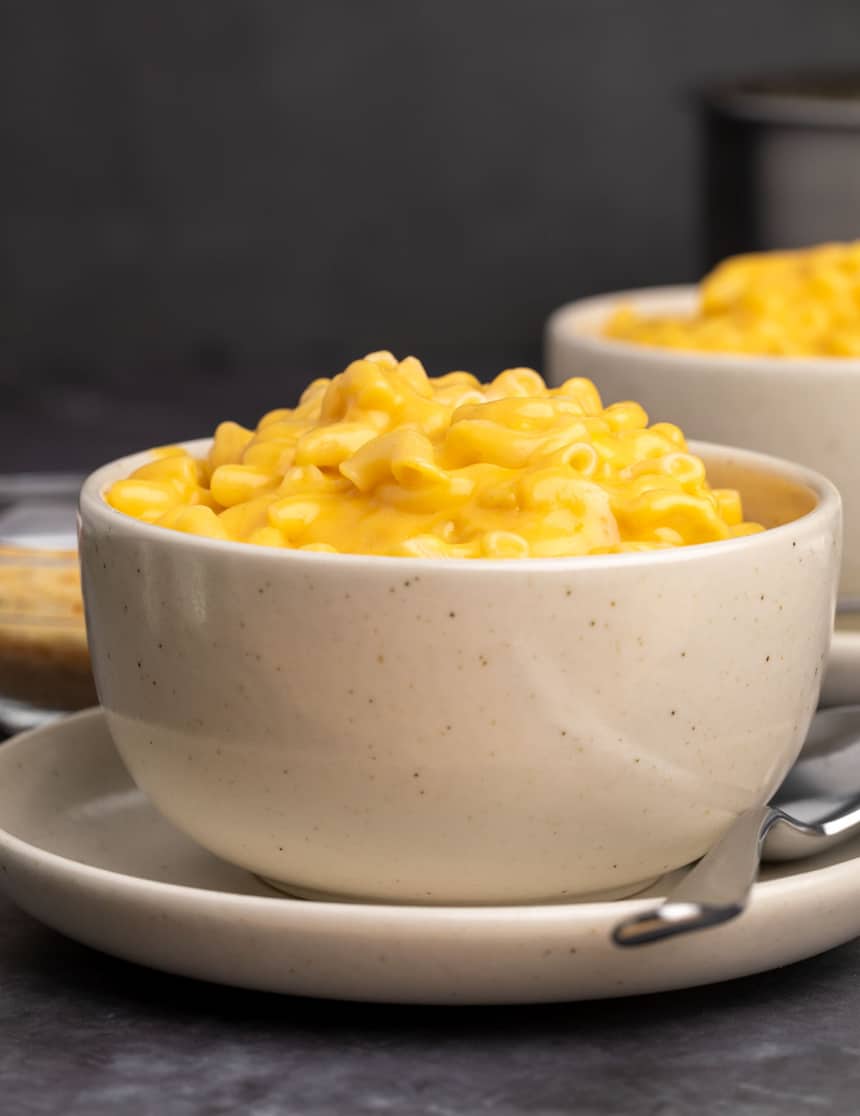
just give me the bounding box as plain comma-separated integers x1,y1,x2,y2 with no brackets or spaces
3,0,860,466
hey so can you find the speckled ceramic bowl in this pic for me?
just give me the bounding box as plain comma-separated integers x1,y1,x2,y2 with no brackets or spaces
545,286,860,603
79,440,840,905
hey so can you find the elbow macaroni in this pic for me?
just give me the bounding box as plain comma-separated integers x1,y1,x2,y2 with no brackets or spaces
605,241,860,357
105,352,761,557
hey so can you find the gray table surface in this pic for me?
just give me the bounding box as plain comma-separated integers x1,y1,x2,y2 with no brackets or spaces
2,885,860,1115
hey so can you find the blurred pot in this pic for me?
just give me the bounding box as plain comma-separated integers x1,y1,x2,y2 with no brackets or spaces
703,73,860,265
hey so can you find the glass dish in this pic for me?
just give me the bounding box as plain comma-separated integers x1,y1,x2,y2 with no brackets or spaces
0,475,96,734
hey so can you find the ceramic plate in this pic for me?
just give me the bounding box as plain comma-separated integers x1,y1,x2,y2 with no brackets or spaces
1,708,860,1005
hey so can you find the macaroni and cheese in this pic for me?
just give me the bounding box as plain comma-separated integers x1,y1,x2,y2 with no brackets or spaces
106,353,761,557
605,241,860,356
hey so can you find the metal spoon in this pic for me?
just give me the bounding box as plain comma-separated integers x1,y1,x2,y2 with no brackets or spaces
612,704,860,947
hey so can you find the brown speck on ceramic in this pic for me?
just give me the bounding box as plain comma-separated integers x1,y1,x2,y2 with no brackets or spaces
377,654,384,664
448,611,456,618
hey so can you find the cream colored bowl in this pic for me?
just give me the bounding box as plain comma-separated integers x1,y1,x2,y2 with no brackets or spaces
546,286,860,602
79,440,840,905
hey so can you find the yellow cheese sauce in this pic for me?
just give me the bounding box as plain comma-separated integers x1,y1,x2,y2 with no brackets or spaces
105,353,761,557
606,241,860,356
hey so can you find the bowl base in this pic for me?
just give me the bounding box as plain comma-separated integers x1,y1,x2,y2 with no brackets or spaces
257,874,660,907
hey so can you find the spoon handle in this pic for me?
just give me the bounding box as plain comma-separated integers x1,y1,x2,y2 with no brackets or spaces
612,805,782,947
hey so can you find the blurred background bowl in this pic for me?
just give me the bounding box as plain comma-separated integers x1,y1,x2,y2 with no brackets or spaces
545,286,860,603
703,72,860,266
0,474,95,733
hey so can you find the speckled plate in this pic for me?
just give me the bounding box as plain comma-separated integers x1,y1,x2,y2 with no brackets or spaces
1,708,860,1005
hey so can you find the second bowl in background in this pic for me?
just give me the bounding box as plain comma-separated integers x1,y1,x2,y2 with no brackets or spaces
545,286,860,604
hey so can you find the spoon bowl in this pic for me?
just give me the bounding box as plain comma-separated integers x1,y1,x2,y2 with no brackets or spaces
766,704,860,859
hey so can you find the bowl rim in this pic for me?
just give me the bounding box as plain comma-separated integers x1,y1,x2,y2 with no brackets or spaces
703,74,860,130
79,437,841,574
546,284,860,373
